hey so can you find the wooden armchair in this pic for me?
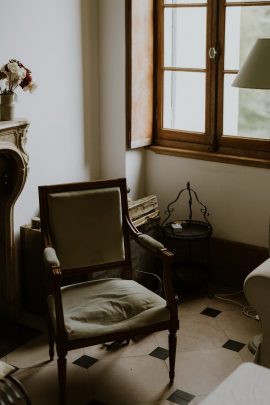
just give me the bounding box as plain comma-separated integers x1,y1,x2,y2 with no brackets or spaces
38,178,179,405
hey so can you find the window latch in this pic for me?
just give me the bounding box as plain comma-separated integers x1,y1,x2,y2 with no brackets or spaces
209,47,218,59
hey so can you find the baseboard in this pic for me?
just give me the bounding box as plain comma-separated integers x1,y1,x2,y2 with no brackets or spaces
209,237,269,288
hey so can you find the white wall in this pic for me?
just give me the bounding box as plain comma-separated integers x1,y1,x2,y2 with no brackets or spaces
146,151,270,248
0,0,100,233
98,0,126,179
126,149,146,198
98,0,146,199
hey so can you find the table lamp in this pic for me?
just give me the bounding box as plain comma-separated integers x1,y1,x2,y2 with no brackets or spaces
232,38,270,90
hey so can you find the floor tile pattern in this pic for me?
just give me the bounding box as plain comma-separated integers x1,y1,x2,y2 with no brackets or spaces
0,290,261,404
149,347,169,360
167,389,195,405
222,339,246,352
200,307,221,318
73,355,99,369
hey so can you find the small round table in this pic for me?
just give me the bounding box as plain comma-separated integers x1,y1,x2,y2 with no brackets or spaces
162,219,212,290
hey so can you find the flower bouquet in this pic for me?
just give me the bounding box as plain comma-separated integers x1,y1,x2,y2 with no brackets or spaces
0,59,36,121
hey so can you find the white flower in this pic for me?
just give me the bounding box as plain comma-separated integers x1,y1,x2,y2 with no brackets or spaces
7,62,26,80
0,59,36,95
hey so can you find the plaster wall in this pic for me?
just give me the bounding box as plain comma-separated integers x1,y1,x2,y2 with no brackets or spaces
98,0,126,179
146,151,270,248
0,0,100,233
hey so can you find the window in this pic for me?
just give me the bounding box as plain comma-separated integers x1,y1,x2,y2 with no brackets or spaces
154,0,270,167
126,1,270,167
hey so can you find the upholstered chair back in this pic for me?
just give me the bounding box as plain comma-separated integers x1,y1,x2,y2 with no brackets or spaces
47,187,125,269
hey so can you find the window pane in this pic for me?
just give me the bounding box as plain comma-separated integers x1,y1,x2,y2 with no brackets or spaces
164,7,206,69
163,71,205,132
223,74,270,139
225,5,270,70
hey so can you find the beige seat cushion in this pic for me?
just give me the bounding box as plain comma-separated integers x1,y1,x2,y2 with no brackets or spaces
48,278,170,340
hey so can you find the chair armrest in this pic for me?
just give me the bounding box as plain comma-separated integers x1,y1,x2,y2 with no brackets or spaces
137,234,165,252
43,247,66,337
126,214,174,260
44,246,60,267
43,247,62,288
127,214,178,321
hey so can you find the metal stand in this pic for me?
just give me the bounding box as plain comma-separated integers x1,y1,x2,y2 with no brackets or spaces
161,182,212,290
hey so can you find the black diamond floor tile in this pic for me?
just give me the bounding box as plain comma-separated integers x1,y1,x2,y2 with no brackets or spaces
167,389,195,405
73,355,98,369
200,307,221,318
222,339,245,352
149,346,169,360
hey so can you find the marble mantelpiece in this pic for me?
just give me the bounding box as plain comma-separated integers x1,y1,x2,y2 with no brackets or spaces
0,120,29,318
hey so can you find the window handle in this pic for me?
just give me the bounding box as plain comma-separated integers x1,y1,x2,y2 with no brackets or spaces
209,47,218,59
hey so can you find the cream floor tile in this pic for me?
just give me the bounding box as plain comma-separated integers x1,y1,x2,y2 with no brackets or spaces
166,348,243,396
153,313,228,354
86,354,174,405
84,333,160,361
204,294,247,313
131,398,207,405
127,401,178,405
5,332,86,368
14,362,92,405
131,402,171,405
130,399,207,405
152,329,175,351
177,314,228,352
190,395,208,405
216,309,261,344
178,297,210,316
179,292,247,315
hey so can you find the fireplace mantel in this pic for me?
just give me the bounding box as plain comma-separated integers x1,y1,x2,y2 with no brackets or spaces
0,120,29,318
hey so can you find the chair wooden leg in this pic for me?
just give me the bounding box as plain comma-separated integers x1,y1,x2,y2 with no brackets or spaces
168,330,177,385
57,352,67,405
47,317,55,361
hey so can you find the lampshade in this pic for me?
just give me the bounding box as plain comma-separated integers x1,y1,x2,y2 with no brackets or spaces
232,38,270,90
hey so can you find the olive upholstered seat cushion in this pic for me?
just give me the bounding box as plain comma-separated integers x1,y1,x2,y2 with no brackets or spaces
48,278,170,341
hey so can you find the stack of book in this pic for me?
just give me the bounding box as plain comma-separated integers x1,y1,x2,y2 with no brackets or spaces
128,195,160,227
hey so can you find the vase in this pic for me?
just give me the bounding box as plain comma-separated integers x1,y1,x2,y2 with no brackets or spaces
0,93,15,121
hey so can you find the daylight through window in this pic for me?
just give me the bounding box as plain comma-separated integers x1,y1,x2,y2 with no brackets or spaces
154,0,270,166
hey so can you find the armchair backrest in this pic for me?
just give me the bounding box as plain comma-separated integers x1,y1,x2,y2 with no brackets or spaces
39,178,131,275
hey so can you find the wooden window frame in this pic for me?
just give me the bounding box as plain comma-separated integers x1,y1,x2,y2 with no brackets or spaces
156,1,215,150
215,1,270,163
126,0,270,168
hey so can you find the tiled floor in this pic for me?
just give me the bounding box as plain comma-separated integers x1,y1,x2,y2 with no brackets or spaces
0,290,261,405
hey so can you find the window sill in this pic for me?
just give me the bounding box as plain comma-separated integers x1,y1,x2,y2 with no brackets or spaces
147,145,270,169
